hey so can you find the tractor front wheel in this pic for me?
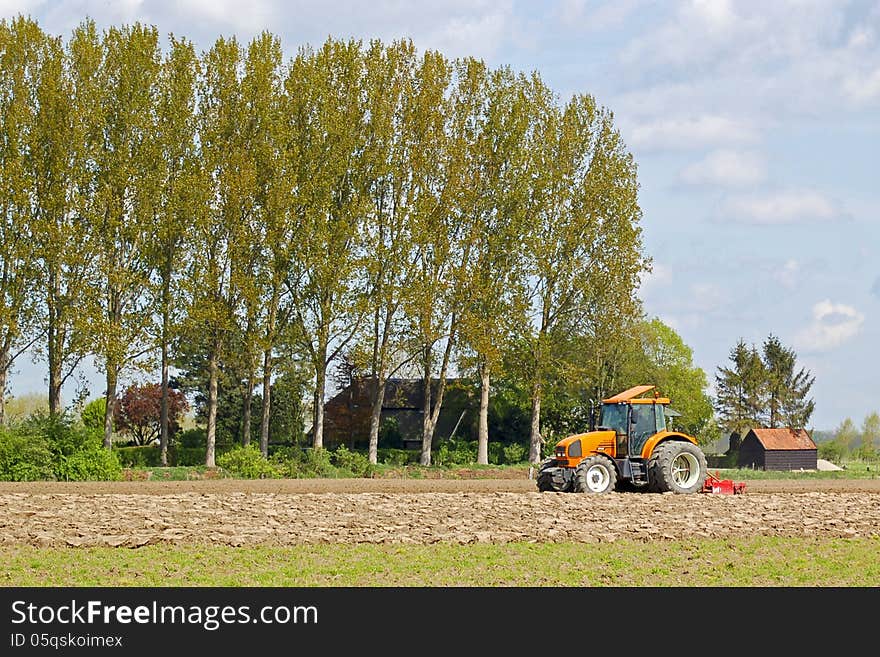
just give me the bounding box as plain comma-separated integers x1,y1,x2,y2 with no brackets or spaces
573,455,617,494
648,441,707,494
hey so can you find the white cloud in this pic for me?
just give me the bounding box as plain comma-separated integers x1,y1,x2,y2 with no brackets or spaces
629,115,756,151
0,0,44,16
725,190,844,225
843,66,880,104
774,259,800,289
680,149,766,187
794,300,865,352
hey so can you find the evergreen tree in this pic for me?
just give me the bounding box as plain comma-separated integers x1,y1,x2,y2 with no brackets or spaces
762,333,814,429
714,339,766,436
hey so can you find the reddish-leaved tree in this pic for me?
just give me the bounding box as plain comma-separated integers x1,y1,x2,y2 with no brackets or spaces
114,383,189,446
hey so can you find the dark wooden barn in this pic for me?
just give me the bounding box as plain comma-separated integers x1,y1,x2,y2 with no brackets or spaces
321,377,475,450
737,428,817,470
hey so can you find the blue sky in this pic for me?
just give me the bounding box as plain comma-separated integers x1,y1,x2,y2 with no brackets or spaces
3,1,879,431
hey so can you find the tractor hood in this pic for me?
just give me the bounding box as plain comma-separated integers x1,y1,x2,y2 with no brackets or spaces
554,430,616,466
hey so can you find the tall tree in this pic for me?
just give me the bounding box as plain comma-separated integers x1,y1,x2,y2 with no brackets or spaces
241,32,292,457
401,49,461,466
188,36,249,467
90,24,162,448
861,412,879,451
284,38,367,452
360,39,425,465
149,35,199,465
521,80,647,463
455,62,531,465
0,17,43,423
31,21,101,415
761,333,814,429
714,339,766,437
833,417,859,453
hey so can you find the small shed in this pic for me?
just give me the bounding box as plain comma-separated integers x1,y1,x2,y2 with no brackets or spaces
737,428,817,470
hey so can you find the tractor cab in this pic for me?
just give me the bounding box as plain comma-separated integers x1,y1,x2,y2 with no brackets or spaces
597,385,672,459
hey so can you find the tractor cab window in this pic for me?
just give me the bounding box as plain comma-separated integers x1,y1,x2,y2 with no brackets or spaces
655,405,667,433
629,404,656,456
599,403,628,435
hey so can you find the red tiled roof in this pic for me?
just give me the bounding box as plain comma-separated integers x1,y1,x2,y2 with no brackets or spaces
749,428,816,451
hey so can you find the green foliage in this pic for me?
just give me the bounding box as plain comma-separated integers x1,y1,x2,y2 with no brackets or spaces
434,439,478,466
331,445,377,478
0,428,55,480
177,428,206,448
376,448,418,466
56,446,122,482
378,417,403,449
715,334,815,433
80,397,106,431
502,442,528,464
818,440,847,463
114,445,160,468
216,444,279,479
0,412,121,481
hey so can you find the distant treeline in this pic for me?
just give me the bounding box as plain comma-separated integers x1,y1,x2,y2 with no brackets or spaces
1,16,717,467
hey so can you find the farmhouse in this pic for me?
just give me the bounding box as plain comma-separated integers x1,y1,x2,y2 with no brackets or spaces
321,377,475,450
737,427,817,470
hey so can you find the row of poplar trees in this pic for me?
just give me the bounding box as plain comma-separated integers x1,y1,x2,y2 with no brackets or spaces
0,17,647,466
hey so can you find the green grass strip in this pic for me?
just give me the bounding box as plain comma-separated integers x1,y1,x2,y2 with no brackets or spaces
2,536,878,587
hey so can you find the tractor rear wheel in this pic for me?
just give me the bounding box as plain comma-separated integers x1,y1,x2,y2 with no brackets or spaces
647,441,707,494
573,455,617,494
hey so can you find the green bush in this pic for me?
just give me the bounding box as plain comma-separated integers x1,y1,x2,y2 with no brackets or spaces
300,448,336,477
0,429,55,481
178,428,206,449
172,446,208,466
377,448,418,466
435,439,477,466
502,442,528,464
56,446,122,482
80,397,106,431
217,445,279,479
332,445,377,477
0,412,121,481
115,446,161,468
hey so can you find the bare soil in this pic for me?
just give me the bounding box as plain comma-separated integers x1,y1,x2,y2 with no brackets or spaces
1,477,879,548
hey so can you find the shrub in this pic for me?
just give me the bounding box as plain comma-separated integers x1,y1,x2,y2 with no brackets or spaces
56,446,122,481
178,428,206,449
435,439,477,466
378,448,417,466
332,445,377,477
300,448,336,477
0,429,55,481
217,445,279,479
114,446,161,468
502,442,528,464
80,397,107,431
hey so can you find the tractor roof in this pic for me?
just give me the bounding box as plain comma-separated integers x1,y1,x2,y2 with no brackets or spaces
603,385,670,405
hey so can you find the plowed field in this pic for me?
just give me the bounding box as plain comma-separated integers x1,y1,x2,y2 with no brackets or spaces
1,478,878,548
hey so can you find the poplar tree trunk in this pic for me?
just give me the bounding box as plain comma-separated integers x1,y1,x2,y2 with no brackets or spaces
0,349,8,426
159,310,170,465
47,268,63,415
368,374,387,465
242,373,254,447
103,367,117,449
477,360,490,465
312,341,328,450
205,349,219,467
259,348,272,456
529,380,542,463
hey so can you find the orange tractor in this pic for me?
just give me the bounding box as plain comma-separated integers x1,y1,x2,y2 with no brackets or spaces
537,385,742,494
